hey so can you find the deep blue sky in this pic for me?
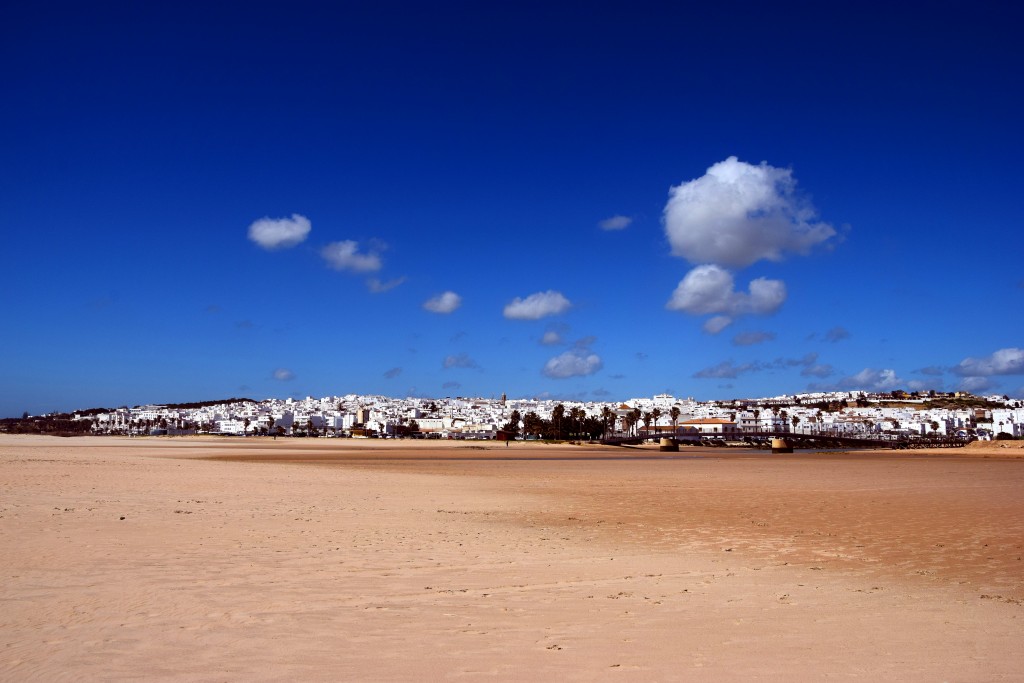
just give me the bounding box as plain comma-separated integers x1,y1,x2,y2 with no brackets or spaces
2,1,1022,415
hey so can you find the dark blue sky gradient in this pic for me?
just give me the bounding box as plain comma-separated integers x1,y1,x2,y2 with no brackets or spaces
2,1,1022,415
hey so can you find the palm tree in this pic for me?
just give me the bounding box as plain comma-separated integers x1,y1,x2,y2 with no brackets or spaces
552,404,565,440
791,415,800,432
623,412,636,437
670,406,681,431
630,408,641,437
651,408,662,433
569,407,585,438
641,411,653,436
600,406,615,438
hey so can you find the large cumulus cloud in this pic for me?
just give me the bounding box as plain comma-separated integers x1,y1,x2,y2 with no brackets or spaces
663,156,836,268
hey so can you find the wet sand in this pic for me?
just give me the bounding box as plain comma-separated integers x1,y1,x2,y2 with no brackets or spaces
1,435,1021,680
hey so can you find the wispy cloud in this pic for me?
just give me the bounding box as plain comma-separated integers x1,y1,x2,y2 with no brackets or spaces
825,326,851,343
598,215,632,231
367,276,406,293
733,330,776,346
952,348,1024,376
443,353,479,369
693,360,760,379
321,240,381,273
663,157,836,268
442,381,461,390
248,214,311,250
383,367,402,379
801,363,835,378
958,376,995,393
504,290,571,320
273,368,295,381
694,353,821,379
543,338,602,379
667,265,786,331
423,291,462,314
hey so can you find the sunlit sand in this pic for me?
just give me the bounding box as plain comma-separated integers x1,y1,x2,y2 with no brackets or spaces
2,435,1021,680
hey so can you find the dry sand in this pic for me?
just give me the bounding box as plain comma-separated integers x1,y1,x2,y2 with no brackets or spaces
1,435,1021,681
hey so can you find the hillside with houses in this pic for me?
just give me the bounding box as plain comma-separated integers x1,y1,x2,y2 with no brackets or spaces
6,391,1022,442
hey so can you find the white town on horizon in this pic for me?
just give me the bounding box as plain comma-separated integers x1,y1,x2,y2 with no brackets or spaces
40,389,1024,441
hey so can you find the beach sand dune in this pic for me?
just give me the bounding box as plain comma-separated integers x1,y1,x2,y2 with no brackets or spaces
1,435,1021,680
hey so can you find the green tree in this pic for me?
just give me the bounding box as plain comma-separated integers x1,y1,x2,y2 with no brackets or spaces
502,410,522,438
651,408,662,432
670,406,681,431
552,404,565,440
569,407,585,438
600,406,615,437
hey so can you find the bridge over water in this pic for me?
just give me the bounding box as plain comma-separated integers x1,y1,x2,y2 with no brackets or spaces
602,430,971,450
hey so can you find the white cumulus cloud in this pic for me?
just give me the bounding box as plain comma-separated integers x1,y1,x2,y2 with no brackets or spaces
599,215,632,231
321,240,382,273
423,291,462,314
248,214,311,250
663,156,836,268
504,290,571,320
667,265,786,320
842,368,904,392
543,348,603,379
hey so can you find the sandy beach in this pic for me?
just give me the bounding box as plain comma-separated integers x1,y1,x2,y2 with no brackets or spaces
1,435,1022,681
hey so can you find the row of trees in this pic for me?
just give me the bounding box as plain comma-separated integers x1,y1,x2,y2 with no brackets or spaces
499,404,686,441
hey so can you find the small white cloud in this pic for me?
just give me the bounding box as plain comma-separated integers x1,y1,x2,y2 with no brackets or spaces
423,291,462,314
504,290,571,320
541,330,563,345
952,348,1024,376
667,265,786,319
663,156,836,268
599,215,633,231
273,368,295,381
248,214,311,250
543,348,603,378
321,240,381,273
703,316,733,334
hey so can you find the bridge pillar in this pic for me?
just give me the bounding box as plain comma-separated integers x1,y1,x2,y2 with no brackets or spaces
771,437,793,454
659,438,679,452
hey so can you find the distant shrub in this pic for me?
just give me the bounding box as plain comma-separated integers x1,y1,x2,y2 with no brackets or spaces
995,432,1018,441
